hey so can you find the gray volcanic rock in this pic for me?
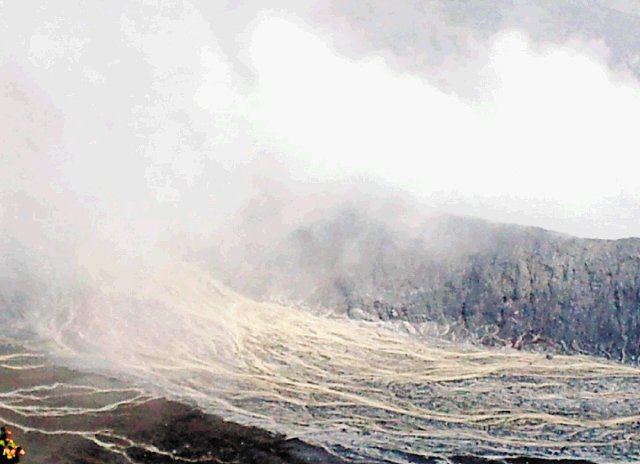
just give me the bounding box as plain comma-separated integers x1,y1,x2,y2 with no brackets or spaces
224,210,640,362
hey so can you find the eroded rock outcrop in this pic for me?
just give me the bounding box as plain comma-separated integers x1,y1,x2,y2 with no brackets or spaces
224,210,640,362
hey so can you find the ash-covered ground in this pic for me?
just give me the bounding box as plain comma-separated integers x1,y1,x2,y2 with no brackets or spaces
2,265,638,464
0,340,349,464
0,340,606,464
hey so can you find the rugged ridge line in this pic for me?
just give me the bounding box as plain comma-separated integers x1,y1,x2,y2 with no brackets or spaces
224,209,640,362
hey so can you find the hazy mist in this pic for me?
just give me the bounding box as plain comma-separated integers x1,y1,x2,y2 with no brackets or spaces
2,0,640,301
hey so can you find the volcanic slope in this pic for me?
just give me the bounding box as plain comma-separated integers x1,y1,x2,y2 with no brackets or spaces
29,263,640,463
221,210,640,361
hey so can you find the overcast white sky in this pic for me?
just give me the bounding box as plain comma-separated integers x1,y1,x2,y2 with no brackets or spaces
2,0,640,259
248,16,640,239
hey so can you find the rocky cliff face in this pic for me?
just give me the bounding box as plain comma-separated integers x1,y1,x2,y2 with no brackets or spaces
224,210,640,362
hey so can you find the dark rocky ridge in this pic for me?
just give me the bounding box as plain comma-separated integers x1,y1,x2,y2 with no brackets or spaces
223,210,640,362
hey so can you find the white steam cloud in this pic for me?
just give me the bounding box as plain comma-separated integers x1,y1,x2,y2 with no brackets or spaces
1,0,640,295
247,17,640,238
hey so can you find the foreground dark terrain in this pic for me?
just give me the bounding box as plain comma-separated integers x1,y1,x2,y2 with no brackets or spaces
9,392,600,464
0,341,606,464
0,341,346,464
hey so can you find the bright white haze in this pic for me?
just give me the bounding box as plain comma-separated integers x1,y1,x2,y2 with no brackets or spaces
2,0,640,280
249,17,640,239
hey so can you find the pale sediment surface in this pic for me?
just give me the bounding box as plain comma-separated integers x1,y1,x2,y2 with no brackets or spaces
9,264,640,463
0,342,352,463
